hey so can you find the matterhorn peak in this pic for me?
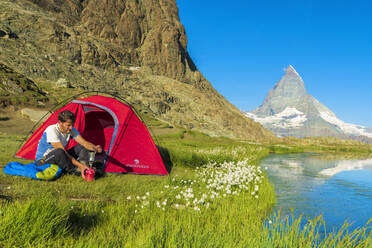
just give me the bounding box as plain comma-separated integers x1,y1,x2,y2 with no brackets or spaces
273,64,306,98
251,65,307,116
246,66,372,143
286,65,300,77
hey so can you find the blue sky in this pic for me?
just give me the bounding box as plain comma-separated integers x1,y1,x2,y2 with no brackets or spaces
176,0,372,126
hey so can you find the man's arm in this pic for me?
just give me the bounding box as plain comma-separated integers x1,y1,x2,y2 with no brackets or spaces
75,135,103,153
50,142,89,172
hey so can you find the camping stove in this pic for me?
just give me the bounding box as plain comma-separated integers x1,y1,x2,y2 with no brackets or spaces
88,151,96,166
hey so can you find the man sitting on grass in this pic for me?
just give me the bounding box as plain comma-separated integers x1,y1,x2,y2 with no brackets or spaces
35,110,102,179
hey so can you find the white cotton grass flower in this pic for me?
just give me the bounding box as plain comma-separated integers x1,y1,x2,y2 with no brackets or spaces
196,159,264,199
173,203,185,210
127,196,131,200
149,159,265,212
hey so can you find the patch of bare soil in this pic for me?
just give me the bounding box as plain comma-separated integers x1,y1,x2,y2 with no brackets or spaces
0,108,35,135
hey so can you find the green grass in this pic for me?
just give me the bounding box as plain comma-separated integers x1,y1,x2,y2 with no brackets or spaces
262,213,372,247
274,136,372,157
0,131,372,247
0,198,70,247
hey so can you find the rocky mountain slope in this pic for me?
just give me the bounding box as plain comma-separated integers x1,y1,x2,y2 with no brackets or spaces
245,65,372,143
0,62,48,107
0,0,274,141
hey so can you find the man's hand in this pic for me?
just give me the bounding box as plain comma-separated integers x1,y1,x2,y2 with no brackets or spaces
94,145,103,153
75,135,103,153
80,164,90,179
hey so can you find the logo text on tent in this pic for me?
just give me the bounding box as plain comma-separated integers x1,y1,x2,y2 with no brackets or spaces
126,159,150,169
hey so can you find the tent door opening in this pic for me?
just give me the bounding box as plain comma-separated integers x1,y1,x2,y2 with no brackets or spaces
81,105,115,161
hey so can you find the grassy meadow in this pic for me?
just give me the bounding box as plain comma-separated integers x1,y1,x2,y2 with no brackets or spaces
1,126,372,247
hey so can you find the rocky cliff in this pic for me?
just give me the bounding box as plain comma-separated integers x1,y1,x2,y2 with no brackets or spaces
0,0,274,141
245,66,372,143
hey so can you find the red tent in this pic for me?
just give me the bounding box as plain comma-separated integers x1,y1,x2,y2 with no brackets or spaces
16,95,168,175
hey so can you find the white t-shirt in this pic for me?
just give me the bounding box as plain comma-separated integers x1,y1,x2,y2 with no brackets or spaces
35,123,80,161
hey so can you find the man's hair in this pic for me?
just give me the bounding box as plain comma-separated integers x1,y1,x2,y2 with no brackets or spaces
58,110,76,123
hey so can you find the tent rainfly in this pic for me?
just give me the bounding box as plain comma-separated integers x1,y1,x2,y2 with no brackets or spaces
16,95,168,175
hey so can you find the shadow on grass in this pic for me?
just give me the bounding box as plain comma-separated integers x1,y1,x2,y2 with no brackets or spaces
68,211,99,236
157,146,173,174
0,194,12,202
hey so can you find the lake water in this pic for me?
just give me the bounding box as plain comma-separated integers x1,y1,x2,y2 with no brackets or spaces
260,153,372,230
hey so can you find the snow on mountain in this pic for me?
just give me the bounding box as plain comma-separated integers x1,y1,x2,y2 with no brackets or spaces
318,110,372,138
245,107,307,129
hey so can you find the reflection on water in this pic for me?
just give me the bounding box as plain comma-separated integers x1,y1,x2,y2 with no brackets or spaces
320,159,372,176
261,153,372,230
